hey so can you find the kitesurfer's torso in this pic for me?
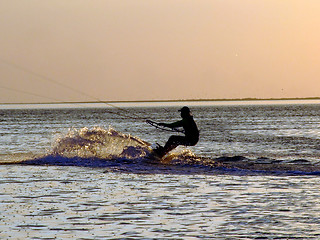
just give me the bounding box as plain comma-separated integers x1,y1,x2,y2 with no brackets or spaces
165,116,199,145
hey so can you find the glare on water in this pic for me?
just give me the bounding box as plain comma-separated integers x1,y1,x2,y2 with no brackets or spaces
1,165,320,239
1,102,320,239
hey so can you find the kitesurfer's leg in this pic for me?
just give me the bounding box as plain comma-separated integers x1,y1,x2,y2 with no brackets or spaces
160,135,189,157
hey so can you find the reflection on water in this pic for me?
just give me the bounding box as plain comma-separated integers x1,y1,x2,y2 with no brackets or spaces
2,103,320,239
1,165,320,239
2,103,320,161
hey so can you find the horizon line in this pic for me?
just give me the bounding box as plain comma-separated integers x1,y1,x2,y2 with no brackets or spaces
1,97,320,105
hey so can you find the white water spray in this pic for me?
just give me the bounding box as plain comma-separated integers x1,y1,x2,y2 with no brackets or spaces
51,127,151,159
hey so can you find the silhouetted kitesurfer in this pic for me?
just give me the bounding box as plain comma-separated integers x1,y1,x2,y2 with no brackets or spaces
153,106,199,158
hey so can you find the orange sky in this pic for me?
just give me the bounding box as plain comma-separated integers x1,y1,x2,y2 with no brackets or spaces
1,0,320,103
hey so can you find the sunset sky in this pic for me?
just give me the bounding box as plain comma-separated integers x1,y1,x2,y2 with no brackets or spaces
1,0,320,103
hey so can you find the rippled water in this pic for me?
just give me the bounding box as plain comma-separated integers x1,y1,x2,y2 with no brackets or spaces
0,166,320,239
1,165,320,239
2,101,320,161
1,101,320,239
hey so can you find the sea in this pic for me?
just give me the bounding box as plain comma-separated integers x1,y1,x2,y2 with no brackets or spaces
1,100,320,239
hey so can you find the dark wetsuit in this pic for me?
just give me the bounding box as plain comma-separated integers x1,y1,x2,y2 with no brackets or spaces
161,115,199,156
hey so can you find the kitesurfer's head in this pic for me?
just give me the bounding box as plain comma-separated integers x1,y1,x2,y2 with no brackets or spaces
179,106,191,118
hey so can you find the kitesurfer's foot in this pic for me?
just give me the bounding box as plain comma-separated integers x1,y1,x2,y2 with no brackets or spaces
153,144,165,158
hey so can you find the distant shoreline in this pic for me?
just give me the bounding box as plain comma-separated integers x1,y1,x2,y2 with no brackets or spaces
1,97,320,105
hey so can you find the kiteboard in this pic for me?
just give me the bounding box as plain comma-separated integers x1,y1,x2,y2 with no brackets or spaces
145,143,165,162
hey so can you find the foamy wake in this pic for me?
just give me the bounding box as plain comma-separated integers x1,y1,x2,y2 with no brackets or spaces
51,127,152,159
4,126,320,175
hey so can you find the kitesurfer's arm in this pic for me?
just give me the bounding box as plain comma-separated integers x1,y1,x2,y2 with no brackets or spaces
159,120,184,128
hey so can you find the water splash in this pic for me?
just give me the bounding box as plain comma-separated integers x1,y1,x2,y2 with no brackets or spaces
51,127,151,159
3,126,320,176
